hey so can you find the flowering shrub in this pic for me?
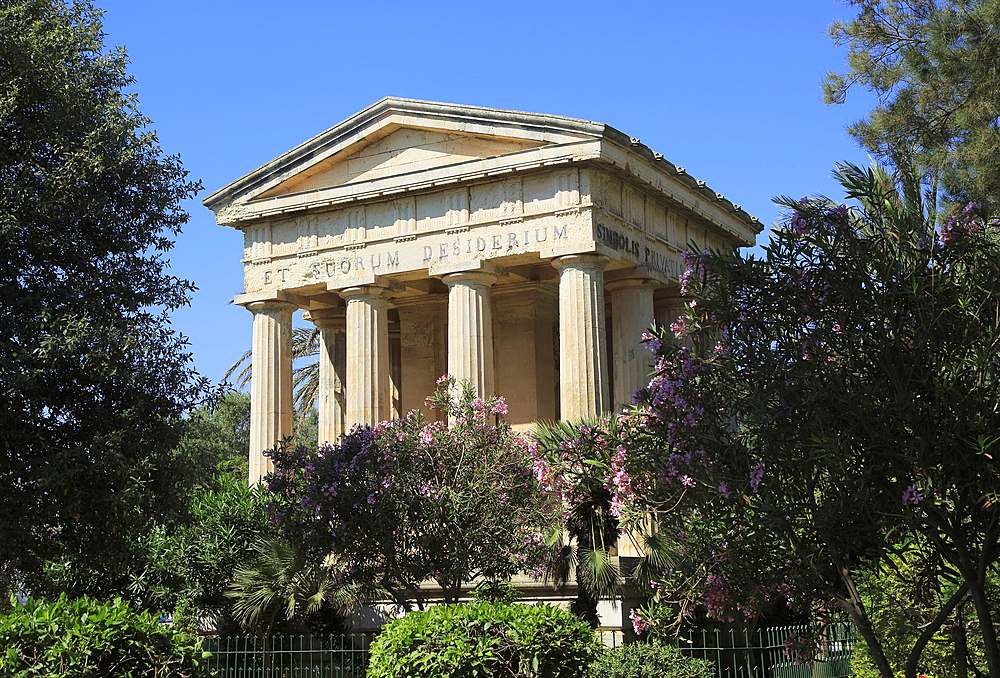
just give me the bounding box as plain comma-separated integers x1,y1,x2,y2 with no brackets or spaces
264,379,555,609
614,164,1000,678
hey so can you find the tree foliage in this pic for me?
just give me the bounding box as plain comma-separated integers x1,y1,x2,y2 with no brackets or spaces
0,0,204,581
825,0,1000,214
531,417,675,627
225,537,354,639
265,379,555,610
600,165,1000,678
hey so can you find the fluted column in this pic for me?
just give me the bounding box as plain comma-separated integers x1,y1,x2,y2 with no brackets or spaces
246,299,298,486
607,278,658,409
442,270,497,400
340,285,390,427
304,307,347,447
552,254,610,420
655,293,691,350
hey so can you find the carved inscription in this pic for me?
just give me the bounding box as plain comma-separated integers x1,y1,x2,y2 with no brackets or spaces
596,222,683,280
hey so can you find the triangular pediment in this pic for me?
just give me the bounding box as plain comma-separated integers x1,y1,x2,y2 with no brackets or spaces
256,126,549,200
203,98,607,216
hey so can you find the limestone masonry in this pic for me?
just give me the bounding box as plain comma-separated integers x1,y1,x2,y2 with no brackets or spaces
203,97,762,486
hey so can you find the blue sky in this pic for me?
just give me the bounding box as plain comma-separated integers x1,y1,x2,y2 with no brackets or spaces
96,0,878,384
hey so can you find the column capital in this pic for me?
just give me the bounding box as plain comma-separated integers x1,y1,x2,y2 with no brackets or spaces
550,253,610,272
441,269,498,288
338,284,390,302
303,307,346,330
605,276,661,294
430,259,504,280
234,289,296,308
245,299,299,315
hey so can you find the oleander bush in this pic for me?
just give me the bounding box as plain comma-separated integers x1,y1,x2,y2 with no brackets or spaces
368,601,602,678
0,594,211,677
590,640,714,678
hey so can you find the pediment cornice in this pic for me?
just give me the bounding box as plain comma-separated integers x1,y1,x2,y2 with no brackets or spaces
204,97,761,241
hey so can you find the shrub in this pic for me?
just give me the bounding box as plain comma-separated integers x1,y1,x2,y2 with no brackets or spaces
368,601,601,678
591,640,714,678
0,594,211,677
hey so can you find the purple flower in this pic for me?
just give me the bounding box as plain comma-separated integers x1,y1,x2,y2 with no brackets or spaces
789,211,810,235
902,484,923,505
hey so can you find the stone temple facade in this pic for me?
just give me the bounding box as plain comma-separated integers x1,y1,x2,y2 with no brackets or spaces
203,98,761,486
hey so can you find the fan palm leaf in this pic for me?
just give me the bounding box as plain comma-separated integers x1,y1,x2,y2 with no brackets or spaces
224,327,323,424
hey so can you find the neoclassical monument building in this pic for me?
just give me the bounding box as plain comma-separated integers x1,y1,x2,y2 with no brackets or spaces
204,98,761,486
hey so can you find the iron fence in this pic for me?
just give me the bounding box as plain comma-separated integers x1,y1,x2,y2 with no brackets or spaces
203,633,371,678
203,624,854,678
601,623,855,678
677,624,856,678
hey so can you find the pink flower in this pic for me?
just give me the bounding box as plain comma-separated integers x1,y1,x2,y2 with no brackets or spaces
750,462,765,492
491,396,508,416
629,608,651,636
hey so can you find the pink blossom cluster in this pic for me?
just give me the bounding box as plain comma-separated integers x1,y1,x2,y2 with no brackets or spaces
629,608,653,636
679,249,712,296
607,445,634,520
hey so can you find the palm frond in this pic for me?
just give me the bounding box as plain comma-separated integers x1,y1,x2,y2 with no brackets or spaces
578,547,620,599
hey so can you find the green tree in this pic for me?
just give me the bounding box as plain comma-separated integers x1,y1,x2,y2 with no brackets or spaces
825,0,1000,216
0,594,211,677
265,379,556,610
613,165,1000,678
180,391,252,480
19,393,272,627
0,0,203,586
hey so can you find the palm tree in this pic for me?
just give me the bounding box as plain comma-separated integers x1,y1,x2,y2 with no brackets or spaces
225,538,360,640
534,417,677,628
223,327,322,427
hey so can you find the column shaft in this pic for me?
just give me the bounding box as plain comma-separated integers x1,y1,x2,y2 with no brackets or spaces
443,270,497,399
552,254,610,420
608,278,657,409
306,308,347,446
341,286,390,427
655,294,691,350
247,300,297,486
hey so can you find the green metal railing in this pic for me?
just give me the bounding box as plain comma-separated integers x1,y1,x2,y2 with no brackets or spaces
204,624,854,678
677,624,856,678
204,633,371,678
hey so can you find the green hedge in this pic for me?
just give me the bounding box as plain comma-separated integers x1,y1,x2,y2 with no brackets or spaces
368,601,602,678
590,640,715,678
0,594,211,677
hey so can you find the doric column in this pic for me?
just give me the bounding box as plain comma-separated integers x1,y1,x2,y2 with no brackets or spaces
654,293,691,350
246,299,298,486
442,270,497,399
304,307,346,447
340,285,390,427
551,254,610,420
606,278,658,409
